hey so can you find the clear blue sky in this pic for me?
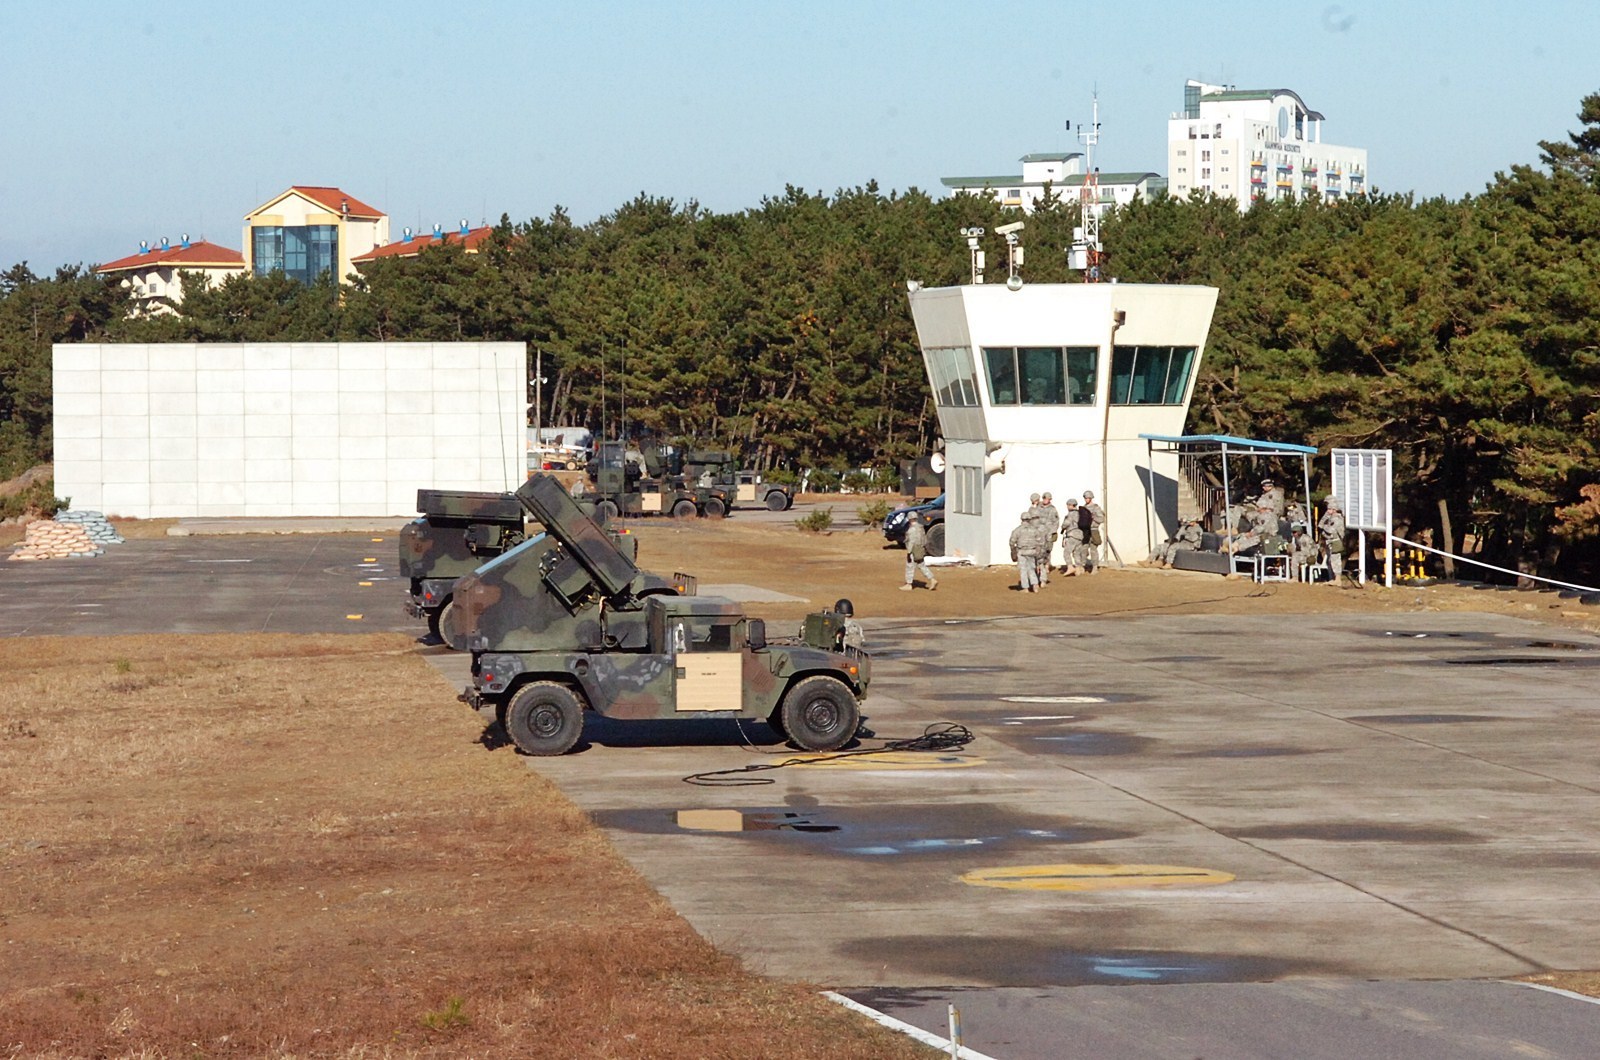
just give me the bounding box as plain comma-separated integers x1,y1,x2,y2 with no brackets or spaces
3,1,1596,272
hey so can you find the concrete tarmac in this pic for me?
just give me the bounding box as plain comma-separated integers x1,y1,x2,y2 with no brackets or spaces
11,531,1600,1057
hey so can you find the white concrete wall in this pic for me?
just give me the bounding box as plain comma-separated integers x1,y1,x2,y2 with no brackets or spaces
53,342,526,518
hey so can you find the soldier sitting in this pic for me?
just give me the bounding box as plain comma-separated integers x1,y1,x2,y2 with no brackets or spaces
1147,518,1203,568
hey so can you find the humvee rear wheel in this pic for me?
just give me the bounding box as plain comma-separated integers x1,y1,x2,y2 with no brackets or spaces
704,497,727,519
595,500,619,522
780,676,859,752
926,522,946,557
766,491,788,512
672,498,698,519
504,682,584,756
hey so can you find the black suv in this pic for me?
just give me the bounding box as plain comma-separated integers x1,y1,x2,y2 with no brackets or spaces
882,493,946,556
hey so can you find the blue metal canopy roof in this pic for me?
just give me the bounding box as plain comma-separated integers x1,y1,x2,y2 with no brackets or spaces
1139,433,1319,456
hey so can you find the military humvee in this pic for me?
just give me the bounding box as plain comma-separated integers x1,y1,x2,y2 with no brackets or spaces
452,473,869,756
398,489,525,646
683,448,794,511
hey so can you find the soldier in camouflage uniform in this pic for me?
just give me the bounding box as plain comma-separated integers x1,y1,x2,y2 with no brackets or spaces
901,514,938,591
1010,509,1044,592
1148,517,1203,568
1318,496,1348,584
1061,498,1087,576
1081,491,1106,573
1039,491,1061,583
1288,522,1319,579
1255,478,1286,519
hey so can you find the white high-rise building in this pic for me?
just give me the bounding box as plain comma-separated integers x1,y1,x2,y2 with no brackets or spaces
1167,80,1368,208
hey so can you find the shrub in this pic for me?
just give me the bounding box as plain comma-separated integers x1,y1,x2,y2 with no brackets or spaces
841,470,874,493
806,469,841,493
857,499,892,528
764,467,799,486
796,507,834,533
0,476,66,521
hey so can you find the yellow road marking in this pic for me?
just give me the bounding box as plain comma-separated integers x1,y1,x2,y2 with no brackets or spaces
782,750,984,769
363,557,377,562
960,863,1234,892
371,537,384,542
345,614,363,621
358,581,372,587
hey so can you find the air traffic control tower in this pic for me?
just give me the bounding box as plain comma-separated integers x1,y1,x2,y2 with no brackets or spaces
907,281,1219,567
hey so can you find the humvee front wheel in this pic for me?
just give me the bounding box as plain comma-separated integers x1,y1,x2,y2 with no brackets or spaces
780,676,859,752
504,682,585,756
766,491,788,512
595,500,619,523
703,497,727,519
672,498,698,519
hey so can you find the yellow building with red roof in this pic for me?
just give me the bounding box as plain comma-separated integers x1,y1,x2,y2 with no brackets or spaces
242,186,390,285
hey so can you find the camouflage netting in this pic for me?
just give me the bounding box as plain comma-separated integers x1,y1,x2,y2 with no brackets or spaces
8,510,124,561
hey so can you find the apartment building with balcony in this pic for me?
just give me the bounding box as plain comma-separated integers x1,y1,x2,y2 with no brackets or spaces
1167,80,1368,208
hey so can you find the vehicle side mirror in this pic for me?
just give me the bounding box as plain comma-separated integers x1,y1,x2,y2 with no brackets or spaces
747,619,766,651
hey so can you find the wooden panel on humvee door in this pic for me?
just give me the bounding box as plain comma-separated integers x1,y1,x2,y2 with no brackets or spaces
675,654,742,712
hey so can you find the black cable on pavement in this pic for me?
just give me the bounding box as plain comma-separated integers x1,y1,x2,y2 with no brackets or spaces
683,722,975,786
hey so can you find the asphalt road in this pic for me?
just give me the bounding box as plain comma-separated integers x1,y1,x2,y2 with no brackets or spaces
11,531,1600,1058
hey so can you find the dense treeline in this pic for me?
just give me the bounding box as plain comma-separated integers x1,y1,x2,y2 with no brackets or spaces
3,94,1599,574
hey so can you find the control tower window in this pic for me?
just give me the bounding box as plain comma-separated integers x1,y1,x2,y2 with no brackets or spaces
1110,345,1197,405
984,346,1099,406
924,346,979,407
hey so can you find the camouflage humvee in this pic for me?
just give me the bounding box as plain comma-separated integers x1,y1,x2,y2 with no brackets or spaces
452,473,869,756
682,448,793,511
584,441,729,519
398,489,525,647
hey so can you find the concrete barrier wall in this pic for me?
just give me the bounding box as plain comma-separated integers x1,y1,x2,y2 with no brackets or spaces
52,342,527,518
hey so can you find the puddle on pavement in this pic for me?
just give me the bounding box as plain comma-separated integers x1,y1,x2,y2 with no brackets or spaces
1032,632,1104,640
837,938,1330,987
1134,655,1220,663
1022,731,1156,756
929,691,1144,705
591,802,1136,858
1226,823,1480,843
1349,713,1509,725
1524,640,1597,651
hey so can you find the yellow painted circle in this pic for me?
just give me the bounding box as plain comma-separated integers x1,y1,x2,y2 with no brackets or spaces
784,750,985,770
960,863,1234,892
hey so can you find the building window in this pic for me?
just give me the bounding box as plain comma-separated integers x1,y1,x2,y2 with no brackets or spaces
924,346,979,407
984,346,1097,406
252,224,338,284
953,465,982,516
1201,150,1211,162
1110,346,1196,405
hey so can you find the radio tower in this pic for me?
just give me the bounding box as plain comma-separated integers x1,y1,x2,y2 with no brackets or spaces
1069,94,1105,282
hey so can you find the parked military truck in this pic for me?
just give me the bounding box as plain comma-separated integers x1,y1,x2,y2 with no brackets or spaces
399,489,525,647
583,440,727,519
452,473,870,756
683,448,794,512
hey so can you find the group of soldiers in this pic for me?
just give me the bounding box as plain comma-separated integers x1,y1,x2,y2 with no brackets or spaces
1008,490,1105,593
1144,475,1353,582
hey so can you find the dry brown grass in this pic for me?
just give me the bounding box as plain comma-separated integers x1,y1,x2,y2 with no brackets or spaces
0,634,928,1058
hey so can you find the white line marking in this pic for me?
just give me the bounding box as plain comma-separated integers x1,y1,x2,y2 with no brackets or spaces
1001,695,1106,704
1510,981,1600,1007
821,991,999,1060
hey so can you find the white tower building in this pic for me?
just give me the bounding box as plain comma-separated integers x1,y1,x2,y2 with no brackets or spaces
907,282,1219,567
1168,80,1368,208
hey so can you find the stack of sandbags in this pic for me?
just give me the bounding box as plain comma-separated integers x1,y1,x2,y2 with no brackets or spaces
9,519,101,560
53,509,124,546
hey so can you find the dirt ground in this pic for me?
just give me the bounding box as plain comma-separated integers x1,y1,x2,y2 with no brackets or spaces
0,634,926,1059
4,514,1598,1057
619,516,1600,634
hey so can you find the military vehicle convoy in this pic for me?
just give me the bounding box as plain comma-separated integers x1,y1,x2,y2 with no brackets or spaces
399,489,526,647
451,473,870,756
582,440,730,519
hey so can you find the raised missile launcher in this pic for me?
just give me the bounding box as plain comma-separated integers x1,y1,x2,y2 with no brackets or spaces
453,473,869,756
399,489,526,647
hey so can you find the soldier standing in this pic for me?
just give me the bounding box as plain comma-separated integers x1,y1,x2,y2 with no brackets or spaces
1318,497,1348,584
1039,491,1061,581
1010,509,1043,592
1256,478,1286,519
1062,498,1087,576
1082,490,1106,573
901,515,938,591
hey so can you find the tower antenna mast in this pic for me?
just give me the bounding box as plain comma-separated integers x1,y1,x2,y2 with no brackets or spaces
1068,93,1106,282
